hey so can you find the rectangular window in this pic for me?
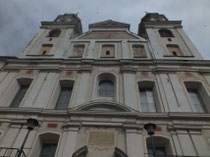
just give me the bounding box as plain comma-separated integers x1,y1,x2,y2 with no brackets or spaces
167,45,182,56
39,143,57,157
101,45,115,58
39,44,53,55
10,85,30,108
72,44,85,57
132,45,145,58
55,87,72,110
140,88,156,112
187,89,207,113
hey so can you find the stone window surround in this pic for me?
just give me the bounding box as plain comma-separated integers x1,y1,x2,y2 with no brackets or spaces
128,42,148,59
159,29,174,38
98,43,118,59
165,44,184,57
182,80,210,113
47,79,75,110
137,80,162,113
47,29,62,38
92,72,119,102
68,42,89,58
38,44,54,56
144,135,174,156
29,132,60,157
0,77,33,108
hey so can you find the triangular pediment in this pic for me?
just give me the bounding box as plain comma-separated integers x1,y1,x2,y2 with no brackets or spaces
89,20,130,29
79,30,140,39
73,100,137,112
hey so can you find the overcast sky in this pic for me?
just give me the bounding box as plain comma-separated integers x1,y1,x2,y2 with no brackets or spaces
0,0,210,59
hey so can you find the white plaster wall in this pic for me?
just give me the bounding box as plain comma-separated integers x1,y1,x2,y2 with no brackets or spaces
61,129,78,157
168,73,191,112
74,72,90,107
23,73,48,108
190,131,210,156
177,130,197,156
126,129,144,157
123,73,139,111
159,74,180,112
34,73,59,108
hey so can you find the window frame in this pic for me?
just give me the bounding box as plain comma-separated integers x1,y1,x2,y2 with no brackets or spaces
38,44,53,56
145,136,174,156
132,44,146,58
166,44,183,57
93,73,118,101
55,86,73,110
98,80,114,97
138,81,162,112
47,29,62,38
9,78,33,108
184,81,209,113
101,44,115,58
98,43,117,59
159,29,174,37
30,132,60,157
49,79,74,110
70,44,85,58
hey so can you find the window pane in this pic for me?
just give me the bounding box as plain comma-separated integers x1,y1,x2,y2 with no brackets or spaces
148,147,166,157
188,89,207,113
10,85,29,108
55,87,72,110
98,80,114,97
39,144,57,157
140,88,156,112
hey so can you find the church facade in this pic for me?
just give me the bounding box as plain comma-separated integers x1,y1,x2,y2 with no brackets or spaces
0,13,210,157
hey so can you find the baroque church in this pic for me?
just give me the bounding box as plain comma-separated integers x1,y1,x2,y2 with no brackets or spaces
0,13,210,157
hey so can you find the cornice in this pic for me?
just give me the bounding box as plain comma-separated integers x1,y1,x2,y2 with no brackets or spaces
2,58,210,73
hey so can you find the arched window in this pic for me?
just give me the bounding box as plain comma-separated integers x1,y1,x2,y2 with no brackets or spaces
146,136,173,157
159,29,174,37
31,133,59,157
98,80,114,97
48,29,61,37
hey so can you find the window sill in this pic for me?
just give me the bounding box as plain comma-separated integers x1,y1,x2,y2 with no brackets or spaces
69,56,82,58
133,56,147,58
163,55,194,58
26,54,54,56
100,56,115,58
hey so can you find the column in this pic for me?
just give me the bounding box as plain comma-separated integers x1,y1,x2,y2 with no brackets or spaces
189,130,210,156
57,126,79,157
34,72,59,108
73,72,90,107
176,130,197,156
125,128,144,157
122,71,138,111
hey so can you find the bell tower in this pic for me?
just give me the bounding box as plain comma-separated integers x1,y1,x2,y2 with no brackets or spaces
19,14,82,58
138,13,203,60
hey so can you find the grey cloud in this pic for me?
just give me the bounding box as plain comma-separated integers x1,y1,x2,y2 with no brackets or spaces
0,0,210,59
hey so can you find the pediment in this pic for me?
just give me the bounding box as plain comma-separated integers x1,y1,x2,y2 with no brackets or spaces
79,30,141,40
89,20,130,29
73,100,137,112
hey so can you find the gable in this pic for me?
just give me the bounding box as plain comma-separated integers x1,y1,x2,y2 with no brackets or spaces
79,31,139,39
89,20,130,29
